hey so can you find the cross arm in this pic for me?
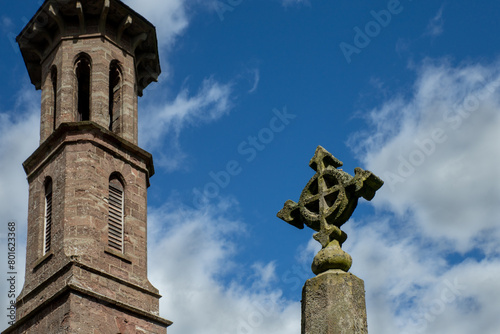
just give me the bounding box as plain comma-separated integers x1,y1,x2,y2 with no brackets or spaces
353,167,384,201
277,200,304,229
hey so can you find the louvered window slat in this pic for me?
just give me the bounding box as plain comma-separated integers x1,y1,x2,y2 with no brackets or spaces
108,215,122,227
109,198,121,205
108,240,121,250
109,225,122,233
109,239,121,247
109,214,122,224
44,187,53,255
109,210,122,219
109,231,121,240
109,196,121,203
109,192,121,201
109,220,121,228
109,205,121,214
109,234,122,243
108,181,124,252
109,234,121,241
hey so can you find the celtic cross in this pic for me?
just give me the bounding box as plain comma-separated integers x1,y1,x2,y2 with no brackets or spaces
277,146,383,274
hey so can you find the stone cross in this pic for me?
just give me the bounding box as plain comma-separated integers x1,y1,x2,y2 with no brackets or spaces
277,146,383,274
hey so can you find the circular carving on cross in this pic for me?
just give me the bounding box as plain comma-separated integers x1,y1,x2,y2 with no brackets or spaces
299,169,345,230
277,146,384,275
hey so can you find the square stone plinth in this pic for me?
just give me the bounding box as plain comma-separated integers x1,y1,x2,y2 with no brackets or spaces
302,270,368,334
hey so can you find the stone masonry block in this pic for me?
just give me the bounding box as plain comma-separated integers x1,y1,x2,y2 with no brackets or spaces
302,271,368,334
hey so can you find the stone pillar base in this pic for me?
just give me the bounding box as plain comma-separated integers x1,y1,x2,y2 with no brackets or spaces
302,270,368,334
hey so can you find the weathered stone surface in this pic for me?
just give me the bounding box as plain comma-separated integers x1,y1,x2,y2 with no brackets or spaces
34,26,141,145
4,120,170,334
13,122,158,318
302,271,368,334
4,289,170,334
277,146,383,274
17,0,160,99
312,239,352,274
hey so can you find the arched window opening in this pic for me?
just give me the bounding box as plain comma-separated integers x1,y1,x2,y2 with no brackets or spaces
108,175,124,252
43,178,53,255
75,56,91,121
108,61,122,132
51,66,58,131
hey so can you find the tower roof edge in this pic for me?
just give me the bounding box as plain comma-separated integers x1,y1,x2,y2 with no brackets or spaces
17,0,161,95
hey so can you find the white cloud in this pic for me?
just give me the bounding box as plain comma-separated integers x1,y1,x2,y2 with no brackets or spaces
347,219,500,334
250,262,278,289
121,0,191,81
425,6,445,37
123,0,252,172
350,59,500,252
0,87,40,225
139,77,233,170
123,0,189,49
0,88,40,332
345,58,500,334
147,198,300,334
248,68,260,94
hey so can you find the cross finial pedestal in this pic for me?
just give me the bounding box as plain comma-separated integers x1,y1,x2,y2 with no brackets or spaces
278,146,383,334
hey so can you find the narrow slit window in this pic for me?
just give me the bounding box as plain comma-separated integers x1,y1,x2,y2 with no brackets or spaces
109,61,122,132
108,178,124,252
75,56,91,121
51,66,57,131
43,179,53,255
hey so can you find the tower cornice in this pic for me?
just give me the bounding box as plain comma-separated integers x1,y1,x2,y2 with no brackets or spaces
23,121,155,186
16,0,160,96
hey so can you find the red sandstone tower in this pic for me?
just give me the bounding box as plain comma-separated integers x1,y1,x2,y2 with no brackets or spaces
3,0,171,332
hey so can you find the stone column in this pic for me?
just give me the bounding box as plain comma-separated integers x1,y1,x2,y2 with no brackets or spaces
302,270,368,334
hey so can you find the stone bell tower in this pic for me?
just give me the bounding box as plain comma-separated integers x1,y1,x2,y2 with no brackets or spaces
3,0,171,333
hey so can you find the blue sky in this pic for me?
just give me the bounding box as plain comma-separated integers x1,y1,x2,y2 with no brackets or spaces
1,0,500,333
